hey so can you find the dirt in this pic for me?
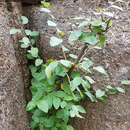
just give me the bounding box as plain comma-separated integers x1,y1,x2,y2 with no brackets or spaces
23,0,130,130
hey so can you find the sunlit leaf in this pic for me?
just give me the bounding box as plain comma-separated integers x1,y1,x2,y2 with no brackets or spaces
93,66,107,75
29,47,38,58
37,99,49,113
45,61,59,78
84,76,95,84
50,36,63,46
10,29,21,34
61,45,69,52
26,101,36,111
99,35,106,47
79,21,89,27
80,58,93,70
53,97,61,109
21,16,29,24
96,89,106,100
121,80,130,85
22,37,30,44
116,87,125,93
68,30,82,44
41,1,51,7
35,59,43,66
106,85,117,94
81,33,97,45
69,54,78,59
85,91,97,102
60,60,73,67
47,20,57,27
30,31,40,37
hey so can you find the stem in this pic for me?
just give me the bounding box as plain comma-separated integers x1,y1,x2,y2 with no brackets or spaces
61,47,67,60
67,44,88,75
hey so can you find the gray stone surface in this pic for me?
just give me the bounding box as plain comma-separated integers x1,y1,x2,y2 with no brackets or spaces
0,2,29,130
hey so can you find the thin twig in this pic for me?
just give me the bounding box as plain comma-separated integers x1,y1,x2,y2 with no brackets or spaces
61,47,67,60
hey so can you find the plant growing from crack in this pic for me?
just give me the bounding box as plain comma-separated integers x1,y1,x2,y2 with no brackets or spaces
10,7,129,130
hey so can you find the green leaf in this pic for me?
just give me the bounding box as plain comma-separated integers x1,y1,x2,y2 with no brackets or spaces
56,109,69,123
35,59,43,66
66,125,74,130
64,95,73,101
30,120,38,128
76,105,86,113
58,31,65,37
37,99,49,113
84,76,95,84
106,85,117,94
70,105,85,118
21,43,29,48
96,89,106,100
45,66,52,79
91,19,103,26
116,87,125,93
96,8,104,12
61,45,69,52
45,95,53,109
25,29,31,35
54,91,67,98
40,7,51,13
10,29,21,34
85,91,97,102
31,39,36,45
60,101,67,108
68,30,82,44
71,71,80,79
50,36,63,46
21,16,29,24
70,77,82,91
26,101,36,111
69,54,78,59
27,53,34,59
29,47,38,58
80,58,93,70
45,61,59,78
47,20,57,27
41,116,55,128
30,31,39,37
81,79,91,90
51,127,58,130
55,65,68,77
25,30,39,36
60,60,73,68
121,80,130,85
93,66,107,75
79,21,89,27
108,20,113,26
22,37,30,44
99,35,106,47
82,34,97,45
53,97,61,109
41,1,51,7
